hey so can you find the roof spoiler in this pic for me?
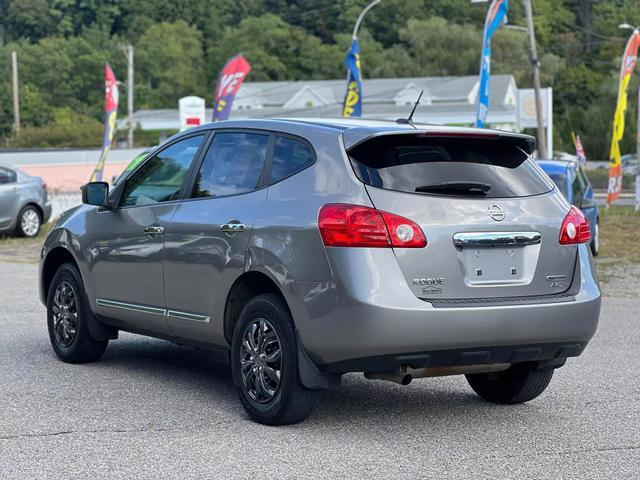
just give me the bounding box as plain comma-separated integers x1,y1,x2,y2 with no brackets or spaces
343,127,536,155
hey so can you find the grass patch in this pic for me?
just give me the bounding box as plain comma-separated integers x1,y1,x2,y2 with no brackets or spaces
584,169,635,191
0,224,48,263
597,206,640,263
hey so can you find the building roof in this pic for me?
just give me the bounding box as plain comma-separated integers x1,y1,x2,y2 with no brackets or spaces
121,74,519,131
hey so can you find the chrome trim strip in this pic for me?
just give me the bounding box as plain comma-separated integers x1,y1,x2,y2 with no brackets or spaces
453,231,541,248
96,299,211,323
96,298,166,316
167,310,211,324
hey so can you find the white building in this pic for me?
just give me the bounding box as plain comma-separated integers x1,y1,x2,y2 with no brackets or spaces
123,74,519,132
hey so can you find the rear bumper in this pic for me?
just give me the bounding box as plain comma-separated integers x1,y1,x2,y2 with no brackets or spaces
42,203,52,224
295,244,600,371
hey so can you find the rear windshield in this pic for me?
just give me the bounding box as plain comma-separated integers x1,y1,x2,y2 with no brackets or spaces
348,135,553,198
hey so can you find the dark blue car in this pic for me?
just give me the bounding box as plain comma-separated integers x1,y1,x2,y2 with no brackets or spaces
538,160,599,256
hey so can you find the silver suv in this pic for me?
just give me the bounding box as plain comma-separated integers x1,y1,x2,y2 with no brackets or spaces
40,119,601,425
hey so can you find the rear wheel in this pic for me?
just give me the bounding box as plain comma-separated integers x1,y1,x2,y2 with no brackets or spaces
16,205,41,238
47,263,108,363
466,362,554,404
231,294,319,425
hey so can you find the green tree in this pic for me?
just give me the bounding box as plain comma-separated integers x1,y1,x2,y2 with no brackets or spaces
135,20,206,108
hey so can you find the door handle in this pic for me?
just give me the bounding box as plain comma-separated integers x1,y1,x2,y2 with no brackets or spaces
220,223,245,233
144,225,164,235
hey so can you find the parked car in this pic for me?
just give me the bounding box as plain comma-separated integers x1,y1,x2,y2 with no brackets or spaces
39,119,601,425
0,162,52,238
538,160,599,256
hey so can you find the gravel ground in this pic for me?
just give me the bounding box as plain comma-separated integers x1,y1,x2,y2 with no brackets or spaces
0,262,638,479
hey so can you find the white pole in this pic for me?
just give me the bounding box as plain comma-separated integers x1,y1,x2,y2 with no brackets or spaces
11,51,20,136
546,87,553,158
127,45,134,149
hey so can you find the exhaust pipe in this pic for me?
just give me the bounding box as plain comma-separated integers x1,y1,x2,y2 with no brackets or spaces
364,370,413,385
364,363,511,385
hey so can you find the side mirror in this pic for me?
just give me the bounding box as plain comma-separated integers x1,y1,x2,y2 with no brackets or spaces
82,182,110,208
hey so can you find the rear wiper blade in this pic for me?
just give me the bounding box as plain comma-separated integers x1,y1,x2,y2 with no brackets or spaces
415,181,492,195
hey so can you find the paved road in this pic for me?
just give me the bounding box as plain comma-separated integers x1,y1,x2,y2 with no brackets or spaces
0,262,638,479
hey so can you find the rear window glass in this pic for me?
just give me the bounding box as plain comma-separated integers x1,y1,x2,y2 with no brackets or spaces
348,135,553,198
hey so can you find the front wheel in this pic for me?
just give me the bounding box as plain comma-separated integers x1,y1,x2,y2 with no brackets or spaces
231,294,319,425
47,263,108,363
466,362,554,404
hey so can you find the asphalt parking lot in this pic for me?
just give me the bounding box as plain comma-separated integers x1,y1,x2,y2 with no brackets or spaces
0,261,638,479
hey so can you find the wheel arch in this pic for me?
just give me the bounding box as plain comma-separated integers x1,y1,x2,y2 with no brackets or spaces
22,201,44,220
41,246,79,302
223,269,339,390
41,245,117,341
223,270,286,344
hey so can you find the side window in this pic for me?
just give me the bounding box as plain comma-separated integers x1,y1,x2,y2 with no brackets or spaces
572,168,586,203
191,132,268,198
0,167,17,185
270,136,315,184
121,134,205,207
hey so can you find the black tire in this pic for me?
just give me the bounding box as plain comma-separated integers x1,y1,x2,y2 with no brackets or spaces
15,205,41,238
590,221,599,257
231,293,319,425
466,362,554,404
47,263,108,363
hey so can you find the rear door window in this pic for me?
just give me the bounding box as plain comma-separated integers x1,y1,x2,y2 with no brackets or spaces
191,132,268,198
0,167,17,184
348,135,553,198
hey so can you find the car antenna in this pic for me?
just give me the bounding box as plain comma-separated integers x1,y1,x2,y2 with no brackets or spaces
396,90,423,128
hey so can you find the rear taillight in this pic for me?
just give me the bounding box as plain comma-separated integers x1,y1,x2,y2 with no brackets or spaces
318,204,427,248
559,206,591,245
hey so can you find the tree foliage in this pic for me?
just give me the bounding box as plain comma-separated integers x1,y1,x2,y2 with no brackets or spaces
0,0,638,156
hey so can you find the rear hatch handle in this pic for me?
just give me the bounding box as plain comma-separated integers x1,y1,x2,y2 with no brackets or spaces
453,231,541,248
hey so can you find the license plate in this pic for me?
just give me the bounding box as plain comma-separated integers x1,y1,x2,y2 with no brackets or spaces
462,246,526,285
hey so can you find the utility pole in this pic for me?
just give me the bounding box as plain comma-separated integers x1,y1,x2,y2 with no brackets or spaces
523,0,548,159
119,44,135,148
11,50,20,136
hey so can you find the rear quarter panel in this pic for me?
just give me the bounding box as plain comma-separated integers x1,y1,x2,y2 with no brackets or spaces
247,128,370,349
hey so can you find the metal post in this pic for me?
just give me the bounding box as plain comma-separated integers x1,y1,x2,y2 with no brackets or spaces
11,51,20,136
546,87,553,157
346,0,382,83
523,0,547,159
126,45,134,149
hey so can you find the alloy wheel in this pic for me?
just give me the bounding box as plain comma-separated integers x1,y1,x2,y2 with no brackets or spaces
239,318,283,404
21,209,40,237
52,280,78,347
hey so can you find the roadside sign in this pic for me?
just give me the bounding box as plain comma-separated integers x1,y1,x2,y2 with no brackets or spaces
179,96,206,132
